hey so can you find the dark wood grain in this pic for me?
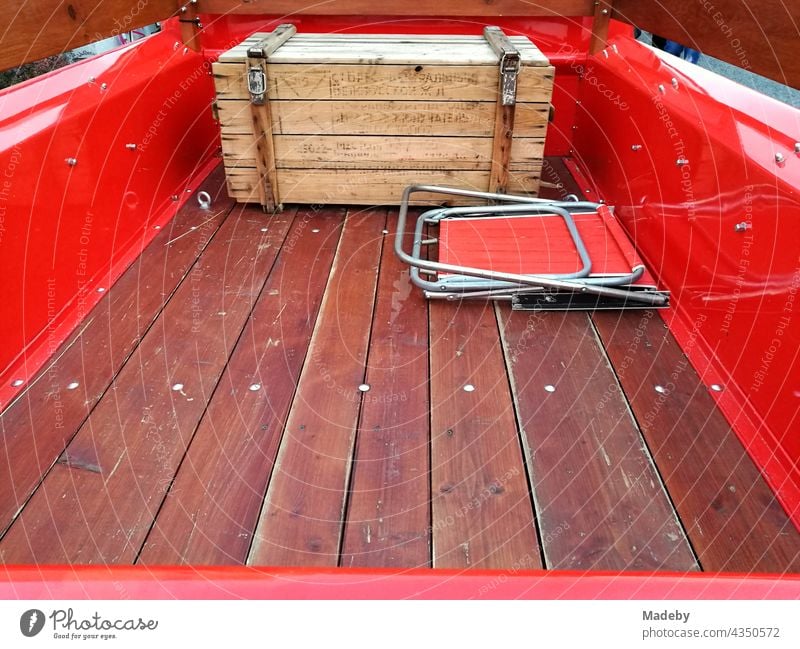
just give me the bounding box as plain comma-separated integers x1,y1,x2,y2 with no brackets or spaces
613,0,800,88
589,0,612,55
593,311,800,572
200,0,594,17
0,204,294,564
340,215,431,569
0,0,176,71
0,167,232,539
498,308,697,570
247,209,386,567
138,207,343,565
428,301,541,569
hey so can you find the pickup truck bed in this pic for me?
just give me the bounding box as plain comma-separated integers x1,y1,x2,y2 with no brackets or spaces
2,158,798,572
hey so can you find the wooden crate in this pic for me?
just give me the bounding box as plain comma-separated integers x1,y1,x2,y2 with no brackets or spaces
213,26,554,207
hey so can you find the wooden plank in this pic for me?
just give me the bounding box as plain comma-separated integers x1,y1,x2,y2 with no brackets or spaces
484,26,520,194
138,207,343,565
0,206,296,564
489,94,516,194
201,0,595,17
613,0,800,88
213,61,554,102
224,168,541,205
228,33,548,46
498,308,698,570
340,214,431,568
539,156,584,199
428,301,541,569
217,99,549,137
266,39,546,67
247,209,387,567
592,311,800,572
179,0,201,51
221,134,544,171
0,0,175,71
221,35,546,66
246,27,297,210
0,167,232,538
247,66,277,210
589,0,613,55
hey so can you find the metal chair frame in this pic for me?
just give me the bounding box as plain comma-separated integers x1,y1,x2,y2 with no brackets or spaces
394,185,668,308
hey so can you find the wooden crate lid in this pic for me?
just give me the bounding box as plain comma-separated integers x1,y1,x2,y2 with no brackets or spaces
219,32,549,66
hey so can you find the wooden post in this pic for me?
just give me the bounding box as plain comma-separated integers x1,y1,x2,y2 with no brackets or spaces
246,24,297,211
484,26,520,196
589,0,613,55
178,0,201,51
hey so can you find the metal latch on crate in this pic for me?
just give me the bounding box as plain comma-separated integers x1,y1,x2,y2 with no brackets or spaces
247,66,267,105
245,23,296,106
483,26,521,106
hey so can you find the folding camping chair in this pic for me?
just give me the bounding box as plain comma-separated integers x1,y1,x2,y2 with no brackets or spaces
394,185,669,310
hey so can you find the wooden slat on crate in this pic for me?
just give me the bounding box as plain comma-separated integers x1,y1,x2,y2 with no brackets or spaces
245,25,298,209
248,210,386,567
217,100,549,137
221,134,544,171
213,62,554,102
428,301,541,569
225,168,542,204
220,34,548,67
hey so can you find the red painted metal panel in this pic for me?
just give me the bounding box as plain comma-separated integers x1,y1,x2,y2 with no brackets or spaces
1,566,799,599
571,35,800,525
0,20,220,407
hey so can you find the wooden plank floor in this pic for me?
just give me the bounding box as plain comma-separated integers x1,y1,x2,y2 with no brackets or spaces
2,160,800,572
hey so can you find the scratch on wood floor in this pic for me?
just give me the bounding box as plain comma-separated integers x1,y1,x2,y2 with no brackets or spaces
57,452,102,475
461,541,471,566
164,214,220,245
106,450,127,481
272,303,287,325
